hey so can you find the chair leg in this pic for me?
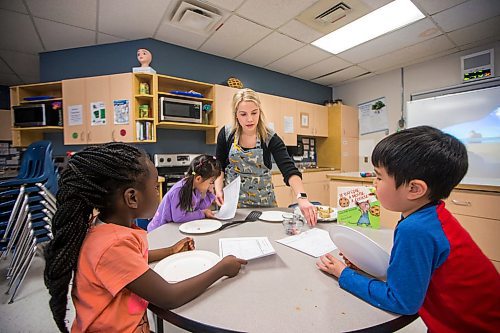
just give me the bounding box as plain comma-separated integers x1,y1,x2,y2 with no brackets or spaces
8,245,37,303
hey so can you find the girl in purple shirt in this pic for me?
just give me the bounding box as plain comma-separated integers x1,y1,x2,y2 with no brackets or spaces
147,154,221,232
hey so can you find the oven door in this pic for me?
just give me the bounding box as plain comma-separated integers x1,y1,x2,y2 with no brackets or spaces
160,97,202,123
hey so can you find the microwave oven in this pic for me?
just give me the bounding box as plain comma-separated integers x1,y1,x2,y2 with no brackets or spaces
159,97,202,124
13,101,63,127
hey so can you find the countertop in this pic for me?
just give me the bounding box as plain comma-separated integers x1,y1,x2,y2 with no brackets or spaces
271,167,335,175
327,172,500,193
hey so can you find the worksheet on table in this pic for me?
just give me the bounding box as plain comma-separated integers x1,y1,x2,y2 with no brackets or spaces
219,237,276,260
276,228,337,257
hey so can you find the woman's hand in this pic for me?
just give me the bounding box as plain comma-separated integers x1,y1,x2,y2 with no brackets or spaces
316,253,347,278
171,237,195,254
298,199,318,226
215,191,224,207
203,209,215,219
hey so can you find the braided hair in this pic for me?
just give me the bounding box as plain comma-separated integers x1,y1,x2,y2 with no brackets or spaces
179,154,221,212
44,143,150,332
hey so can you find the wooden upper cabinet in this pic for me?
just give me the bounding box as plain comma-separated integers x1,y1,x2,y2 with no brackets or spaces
63,78,87,145
341,104,358,138
313,103,328,137
209,84,238,143
296,100,314,136
278,97,297,146
63,73,134,145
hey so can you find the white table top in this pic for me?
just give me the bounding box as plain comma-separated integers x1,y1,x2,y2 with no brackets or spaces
148,209,412,333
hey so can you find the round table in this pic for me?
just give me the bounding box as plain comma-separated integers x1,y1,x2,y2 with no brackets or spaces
147,208,417,333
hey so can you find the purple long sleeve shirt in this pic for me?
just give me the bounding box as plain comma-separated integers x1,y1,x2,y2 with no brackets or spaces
147,179,216,232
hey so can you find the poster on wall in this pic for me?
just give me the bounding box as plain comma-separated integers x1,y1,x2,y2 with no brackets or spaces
91,101,106,126
358,97,388,135
113,99,129,125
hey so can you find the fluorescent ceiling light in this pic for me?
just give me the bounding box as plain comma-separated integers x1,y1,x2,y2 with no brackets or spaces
312,0,425,54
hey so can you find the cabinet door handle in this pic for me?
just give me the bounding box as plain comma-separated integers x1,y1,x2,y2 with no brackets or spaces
451,199,471,206
111,130,116,142
80,131,84,142
87,131,91,141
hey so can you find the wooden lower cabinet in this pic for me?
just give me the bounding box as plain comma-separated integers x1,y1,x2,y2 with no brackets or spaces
273,171,330,208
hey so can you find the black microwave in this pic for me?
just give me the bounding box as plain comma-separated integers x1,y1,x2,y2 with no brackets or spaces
13,101,63,127
159,96,202,123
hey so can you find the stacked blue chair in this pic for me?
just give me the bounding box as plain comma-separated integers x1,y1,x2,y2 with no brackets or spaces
0,140,58,303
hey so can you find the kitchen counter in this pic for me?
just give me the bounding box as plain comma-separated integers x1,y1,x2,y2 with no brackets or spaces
271,167,334,175
327,172,500,193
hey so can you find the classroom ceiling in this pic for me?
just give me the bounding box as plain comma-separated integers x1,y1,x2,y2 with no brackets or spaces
0,0,499,88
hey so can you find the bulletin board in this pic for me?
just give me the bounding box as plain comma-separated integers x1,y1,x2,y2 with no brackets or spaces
358,97,388,135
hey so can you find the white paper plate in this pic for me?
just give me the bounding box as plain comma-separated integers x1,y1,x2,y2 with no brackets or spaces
329,224,390,279
153,250,220,283
179,219,222,234
294,205,338,222
259,210,286,222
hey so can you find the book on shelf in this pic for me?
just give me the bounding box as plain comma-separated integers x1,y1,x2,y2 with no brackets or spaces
135,120,154,141
336,186,381,229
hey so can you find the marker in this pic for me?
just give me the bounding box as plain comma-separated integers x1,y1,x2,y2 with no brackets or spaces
360,172,375,177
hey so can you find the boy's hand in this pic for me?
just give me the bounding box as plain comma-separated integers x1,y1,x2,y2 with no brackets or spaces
171,237,195,254
203,209,215,219
316,253,347,278
340,252,359,270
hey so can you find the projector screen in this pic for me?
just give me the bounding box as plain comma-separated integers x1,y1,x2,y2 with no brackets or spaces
406,85,500,186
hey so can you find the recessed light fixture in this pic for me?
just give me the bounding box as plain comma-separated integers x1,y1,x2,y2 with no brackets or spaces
312,0,425,54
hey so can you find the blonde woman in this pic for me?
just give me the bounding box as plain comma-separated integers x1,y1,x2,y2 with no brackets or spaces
215,88,317,226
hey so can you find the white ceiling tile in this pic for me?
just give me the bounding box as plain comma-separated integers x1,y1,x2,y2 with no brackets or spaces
26,0,97,30
0,0,27,13
156,22,208,50
360,35,456,72
266,45,331,74
0,72,23,85
412,0,467,15
204,0,245,12
457,36,500,52
97,33,127,45
312,66,368,86
278,19,323,43
18,74,40,84
334,72,377,86
235,32,303,67
337,18,441,64
0,56,14,74
432,0,500,32
35,18,95,51
99,0,171,39
448,15,500,46
0,50,38,76
291,56,352,80
0,10,43,53
237,0,317,29
199,15,271,59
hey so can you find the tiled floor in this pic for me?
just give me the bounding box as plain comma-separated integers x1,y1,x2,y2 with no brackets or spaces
0,252,427,333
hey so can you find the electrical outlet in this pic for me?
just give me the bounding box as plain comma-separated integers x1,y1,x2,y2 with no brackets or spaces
364,156,369,163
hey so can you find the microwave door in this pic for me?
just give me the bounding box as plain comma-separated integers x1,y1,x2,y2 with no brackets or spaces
161,98,202,123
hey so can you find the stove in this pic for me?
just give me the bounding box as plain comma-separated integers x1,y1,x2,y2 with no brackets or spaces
154,153,201,196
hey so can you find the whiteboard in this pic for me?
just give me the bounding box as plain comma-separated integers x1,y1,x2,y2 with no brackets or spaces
406,85,500,186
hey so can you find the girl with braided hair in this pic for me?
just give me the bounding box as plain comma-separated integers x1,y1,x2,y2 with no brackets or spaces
44,143,246,333
147,154,221,232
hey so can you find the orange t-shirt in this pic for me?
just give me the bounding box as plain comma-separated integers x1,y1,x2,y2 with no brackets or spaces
71,223,151,333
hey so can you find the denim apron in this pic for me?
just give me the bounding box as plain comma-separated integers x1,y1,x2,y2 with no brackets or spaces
225,131,277,208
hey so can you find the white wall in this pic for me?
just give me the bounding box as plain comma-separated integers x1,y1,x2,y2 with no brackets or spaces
334,41,500,171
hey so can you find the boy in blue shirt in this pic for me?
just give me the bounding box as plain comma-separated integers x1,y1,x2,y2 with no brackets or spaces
317,126,499,332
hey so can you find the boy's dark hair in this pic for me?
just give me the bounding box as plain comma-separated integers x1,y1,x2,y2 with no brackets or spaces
44,143,150,333
371,126,468,201
179,154,221,212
